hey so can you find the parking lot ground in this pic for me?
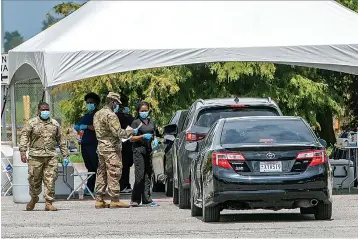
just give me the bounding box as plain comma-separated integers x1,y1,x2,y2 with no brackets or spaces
1,192,358,238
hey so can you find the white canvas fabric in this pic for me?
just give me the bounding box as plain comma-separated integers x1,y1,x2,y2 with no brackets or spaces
8,0,358,87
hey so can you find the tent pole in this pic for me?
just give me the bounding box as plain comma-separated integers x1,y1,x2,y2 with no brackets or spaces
45,87,52,113
10,81,16,146
1,85,7,141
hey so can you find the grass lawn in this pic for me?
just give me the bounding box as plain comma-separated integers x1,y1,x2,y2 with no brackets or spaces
69,154,84,163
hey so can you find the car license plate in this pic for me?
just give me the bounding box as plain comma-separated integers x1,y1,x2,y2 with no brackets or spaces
260,161,282,172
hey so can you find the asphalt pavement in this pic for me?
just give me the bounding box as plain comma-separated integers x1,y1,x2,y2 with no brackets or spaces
2,165,358,238
1,192,358,238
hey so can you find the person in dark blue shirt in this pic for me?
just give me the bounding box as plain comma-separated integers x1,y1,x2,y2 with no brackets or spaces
116,97,135,194
74,92,101,195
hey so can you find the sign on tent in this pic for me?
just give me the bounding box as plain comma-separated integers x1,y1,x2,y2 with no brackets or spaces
1,54,9,85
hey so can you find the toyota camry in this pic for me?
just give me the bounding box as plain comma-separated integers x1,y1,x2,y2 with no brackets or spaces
189,116,332,222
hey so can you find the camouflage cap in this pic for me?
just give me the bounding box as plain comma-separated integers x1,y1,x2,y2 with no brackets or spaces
107,92,122,104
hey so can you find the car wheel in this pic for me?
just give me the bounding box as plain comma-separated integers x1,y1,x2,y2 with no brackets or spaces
314,202,332,220
165,177,173,197
190,180,202,217
300,207,315,215
202,188,220,222
178,174,190,209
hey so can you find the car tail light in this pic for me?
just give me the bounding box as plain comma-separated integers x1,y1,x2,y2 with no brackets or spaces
186,132,206,142
230,104,247,108
296,150,327,167
212,152,246,169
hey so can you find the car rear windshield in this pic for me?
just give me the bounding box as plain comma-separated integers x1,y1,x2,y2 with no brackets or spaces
195,107,279,127
221,119,316,145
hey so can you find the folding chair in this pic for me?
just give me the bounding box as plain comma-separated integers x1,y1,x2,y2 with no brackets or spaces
1,152,13,196
61,141,96,200
67,171,96,200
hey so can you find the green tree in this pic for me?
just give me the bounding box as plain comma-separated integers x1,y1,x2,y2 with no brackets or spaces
43,2,84,29
42,14,58,30
4,31,24,52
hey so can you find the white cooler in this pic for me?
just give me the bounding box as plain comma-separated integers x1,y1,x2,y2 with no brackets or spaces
55,164,74,196
330,159,355,189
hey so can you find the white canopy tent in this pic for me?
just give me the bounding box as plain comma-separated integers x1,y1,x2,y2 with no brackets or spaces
7,0,358,145
8,0,358,88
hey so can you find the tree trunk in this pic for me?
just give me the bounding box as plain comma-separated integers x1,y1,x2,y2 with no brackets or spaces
317,108,336,146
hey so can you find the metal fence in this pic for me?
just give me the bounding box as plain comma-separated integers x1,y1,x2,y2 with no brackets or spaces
2,79,72,142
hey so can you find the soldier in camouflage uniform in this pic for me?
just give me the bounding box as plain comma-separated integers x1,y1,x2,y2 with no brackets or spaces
93,92,135,209
19,102,69,211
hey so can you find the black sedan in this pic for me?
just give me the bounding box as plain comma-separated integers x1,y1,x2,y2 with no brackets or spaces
189,116,333,222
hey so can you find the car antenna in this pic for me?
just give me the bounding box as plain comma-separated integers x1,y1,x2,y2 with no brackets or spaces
234,97,240,103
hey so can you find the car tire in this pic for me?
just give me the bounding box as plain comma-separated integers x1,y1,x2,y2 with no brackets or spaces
314,202,332,220
190,179,202,217
300,207,315,215
178,174,190,209
202,188,220,222
165,178,173,197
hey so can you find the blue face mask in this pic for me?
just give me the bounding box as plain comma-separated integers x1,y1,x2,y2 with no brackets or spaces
123,107,130,114
139,111,149,119
86,103,95,112
113,105,119,113
40,111,50,120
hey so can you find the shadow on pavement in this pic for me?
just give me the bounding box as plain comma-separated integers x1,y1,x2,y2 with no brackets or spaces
217,212,316,223
333,188,358,195
55,192,169,201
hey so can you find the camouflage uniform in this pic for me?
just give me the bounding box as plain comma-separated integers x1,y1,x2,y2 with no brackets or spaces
19,117,68,203
93,93,130,202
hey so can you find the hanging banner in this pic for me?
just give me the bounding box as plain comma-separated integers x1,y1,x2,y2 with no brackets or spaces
1,54,9,85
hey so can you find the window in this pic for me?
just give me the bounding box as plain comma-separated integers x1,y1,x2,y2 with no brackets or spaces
183,103,196,130
169,111,180,125
177,110,188,132
202,123,217,149
221,119,316,145
195,107,279,127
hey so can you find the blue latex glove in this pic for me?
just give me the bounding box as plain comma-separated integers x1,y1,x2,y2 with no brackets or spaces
74,125,80,131
134,128,138,135
79,124,88,130
152,138,159,150
63,158,70,167
143,133,153,140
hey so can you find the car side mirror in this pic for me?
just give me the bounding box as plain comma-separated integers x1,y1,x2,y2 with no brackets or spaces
164,124,178,136
164,134,176,142
319,139,327,148
185,142,198,152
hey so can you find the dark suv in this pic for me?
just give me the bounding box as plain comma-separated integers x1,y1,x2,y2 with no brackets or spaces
164,97,283,209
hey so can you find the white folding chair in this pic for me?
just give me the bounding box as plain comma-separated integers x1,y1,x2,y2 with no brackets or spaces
67,171,96,200
1,152,13,196
65,156,95,200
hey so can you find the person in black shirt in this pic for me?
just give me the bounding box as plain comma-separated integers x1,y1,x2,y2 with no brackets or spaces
74,92,100,194
116,96,135,194
130,101,160,207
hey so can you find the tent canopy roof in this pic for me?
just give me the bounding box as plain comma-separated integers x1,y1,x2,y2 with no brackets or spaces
9,0,358,87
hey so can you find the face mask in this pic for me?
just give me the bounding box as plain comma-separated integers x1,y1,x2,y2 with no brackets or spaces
139,111,149,119
86,103,95,112
40,111,50,120
123,107,130,114
113,105,119,113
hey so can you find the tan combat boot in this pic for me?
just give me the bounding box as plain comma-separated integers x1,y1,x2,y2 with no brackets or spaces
45,201,57,211
95,200,108,209
26,196,39,211
109,199,130,209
